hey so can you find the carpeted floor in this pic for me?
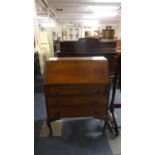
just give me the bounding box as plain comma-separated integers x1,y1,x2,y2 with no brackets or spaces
35,119,115,155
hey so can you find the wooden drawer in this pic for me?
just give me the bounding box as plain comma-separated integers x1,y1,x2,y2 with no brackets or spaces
45,85,108,96
47,96,108,106
47,106,108,118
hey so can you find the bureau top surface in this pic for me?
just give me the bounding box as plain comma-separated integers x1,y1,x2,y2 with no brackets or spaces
44,57,109,85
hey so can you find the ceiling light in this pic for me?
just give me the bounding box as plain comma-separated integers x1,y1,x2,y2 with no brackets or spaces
40,22,56,28
37,16,49,20
91,6,120,12
94,11,117,18
37,15,56,27
83,20,99,27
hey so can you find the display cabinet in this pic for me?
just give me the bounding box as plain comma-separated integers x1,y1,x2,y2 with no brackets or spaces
67,27,81,40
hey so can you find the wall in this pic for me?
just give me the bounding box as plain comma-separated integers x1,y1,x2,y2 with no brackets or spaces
115,24,121,39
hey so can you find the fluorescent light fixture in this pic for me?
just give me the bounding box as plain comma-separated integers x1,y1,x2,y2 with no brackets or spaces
37,15,56,28
91,6,120,12
83,20,99,27
94,11,117,18
91,0,121,2
40,22,56,28
37,16,49,20
39,19,51,23
89,5,119,18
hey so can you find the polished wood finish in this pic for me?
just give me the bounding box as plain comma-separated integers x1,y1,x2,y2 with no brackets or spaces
116,40,121,50
44,57,119,136
44,57,109,85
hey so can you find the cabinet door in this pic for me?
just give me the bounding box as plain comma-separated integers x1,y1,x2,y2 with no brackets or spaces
67,27,81,40
74,28,80,39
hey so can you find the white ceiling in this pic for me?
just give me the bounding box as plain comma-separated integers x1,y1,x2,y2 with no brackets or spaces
36,0,121,25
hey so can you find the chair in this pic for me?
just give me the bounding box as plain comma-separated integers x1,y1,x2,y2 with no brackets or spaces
110,54,121,106
108,54,121,131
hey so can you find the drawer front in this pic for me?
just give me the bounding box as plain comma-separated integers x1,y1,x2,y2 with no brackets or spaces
45,85,108,96
47,106,108,118
47,96,108,107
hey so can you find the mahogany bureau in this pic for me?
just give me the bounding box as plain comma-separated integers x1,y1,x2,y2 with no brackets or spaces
44,57,118,136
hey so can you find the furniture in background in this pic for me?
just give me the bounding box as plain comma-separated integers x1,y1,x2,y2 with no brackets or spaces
55,38,117,54
116,40,121,50
85,31,91,37
66,27,82,40
34,51,41,80
102,27,115,39
44,57,119,136
109,54,121,112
